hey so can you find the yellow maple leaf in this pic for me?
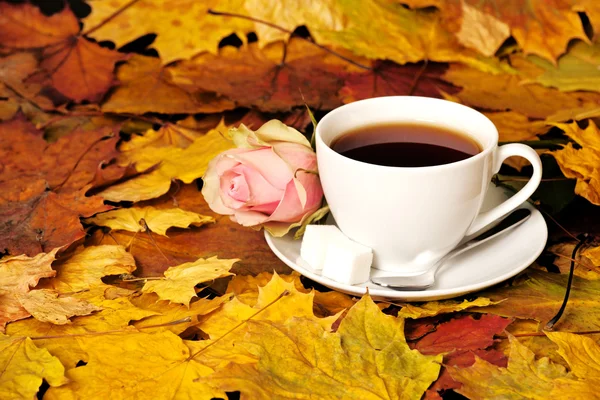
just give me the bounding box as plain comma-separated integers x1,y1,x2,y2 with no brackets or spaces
551,120,600,205
0,249,58,331
38,245,136,293
226,271,356,316
7,296,156,368
527,41,600,93
120,117,213,151
201,272,339,340
17,289,102,325
44,330,224,400
142,256,237,305
484,111,550,142
450,332,600,399
444,60,600,119
83,0,252,63
85,206,215,236
99,121,234,202
313,0,507,73
200,294,442,399
0,334,67,399
396,297,498,319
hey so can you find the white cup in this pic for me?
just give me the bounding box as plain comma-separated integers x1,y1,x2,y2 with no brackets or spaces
316,96,542,274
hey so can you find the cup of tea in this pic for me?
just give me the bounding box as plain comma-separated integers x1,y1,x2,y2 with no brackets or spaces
315,96,542,274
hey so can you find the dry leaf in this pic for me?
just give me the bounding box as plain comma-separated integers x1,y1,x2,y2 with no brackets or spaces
0,249,58,331
475,270,600,331
545,242,600,280
99,121,234,202
0,334,67,399
0,117,118,256
39,245,136,293
450,332,600,399
121,119,213,151
131,292,233,334
85,206,215,236
17,289,101,325
397,297,498,318
142,256,237,305
551,120,600,205
83,0,252,63
339,61,457,103
44,330,223,400
171,39,352,112
6,295,156,369
0,2,125,102
484,111,550,142
101,55,235,114
443,61,600,119
527,41,600,93
199,294,442,399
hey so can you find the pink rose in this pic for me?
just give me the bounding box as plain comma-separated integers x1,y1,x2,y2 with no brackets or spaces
202,120,324,236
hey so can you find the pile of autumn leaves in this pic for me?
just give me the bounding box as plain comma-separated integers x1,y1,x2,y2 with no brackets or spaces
3,0,600,398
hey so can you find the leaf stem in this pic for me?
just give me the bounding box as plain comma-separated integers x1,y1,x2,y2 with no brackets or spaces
82,0,142,36
208,9,372,71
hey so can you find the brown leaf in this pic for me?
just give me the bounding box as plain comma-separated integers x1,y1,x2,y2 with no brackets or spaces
340,61,458,103
0,116,117,255
170,39,354,112
102,55,235,114
0,2,125,102
0,249,58,331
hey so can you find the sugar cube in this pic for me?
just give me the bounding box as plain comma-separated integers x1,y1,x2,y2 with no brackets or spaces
321,236,373,285
300,225,345,271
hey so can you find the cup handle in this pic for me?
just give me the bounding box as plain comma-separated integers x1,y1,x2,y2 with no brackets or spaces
465,144,542,236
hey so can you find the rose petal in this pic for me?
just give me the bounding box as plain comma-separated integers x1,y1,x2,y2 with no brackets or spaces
202,154,235,215
267,179,305,223
219,170,248,210
249,201,279,214
295,171,323,212
272,142,318,171
230,147,293,189
231,209,270,226
231,164,284,207
255,120,312,148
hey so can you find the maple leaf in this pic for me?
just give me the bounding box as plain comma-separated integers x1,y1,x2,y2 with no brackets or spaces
483,111,550,142
313,0,506,73
0,117,118,255
407,0,588,62
43,330,224,400
120,117,215,151
170,39,353,112
227,271,356,317
83,0,253,64
527,41,600,93
551,120,600,205
0,334,67,399
17,289,102,325
101,55,235,114
0,2,125,102
339,61,457,103
545,242,600,280
450,332,600,399
38,245,136,293
200,294,442,399
412,314,511,398
474,270,600,331
6,295,157,369
142,256,237,305
0,249,58,331
99,121,234,202
443,61,600,119
85,206,215,236
396,297,497,318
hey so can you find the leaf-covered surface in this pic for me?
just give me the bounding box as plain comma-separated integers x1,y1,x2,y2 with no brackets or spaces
2,0,600,398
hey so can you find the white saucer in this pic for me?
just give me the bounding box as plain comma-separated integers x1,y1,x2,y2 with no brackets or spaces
265,185,548,301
